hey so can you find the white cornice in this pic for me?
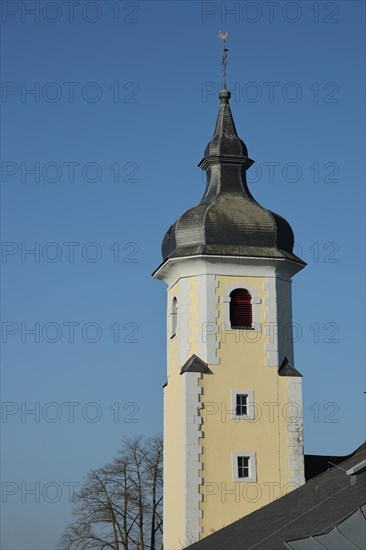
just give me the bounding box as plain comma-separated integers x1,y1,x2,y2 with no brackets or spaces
153,255,304,288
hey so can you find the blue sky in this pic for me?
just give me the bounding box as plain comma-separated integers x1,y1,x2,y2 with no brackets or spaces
1,1,365,548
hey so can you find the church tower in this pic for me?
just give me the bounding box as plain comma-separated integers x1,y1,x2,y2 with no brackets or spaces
153,47,306,549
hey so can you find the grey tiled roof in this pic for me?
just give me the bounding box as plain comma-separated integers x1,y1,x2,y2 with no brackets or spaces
285,506,366,549
180,354,212,375
161,90,305,267
187,445,366,550
278,357,303,377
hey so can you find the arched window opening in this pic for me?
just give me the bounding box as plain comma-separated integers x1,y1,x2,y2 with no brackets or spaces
230,289,252,329
170,297,178,338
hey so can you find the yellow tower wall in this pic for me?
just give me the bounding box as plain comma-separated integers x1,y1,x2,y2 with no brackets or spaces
198,274,303,538
157,258,304,549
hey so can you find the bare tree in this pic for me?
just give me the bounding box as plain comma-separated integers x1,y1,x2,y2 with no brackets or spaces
60,436,163,550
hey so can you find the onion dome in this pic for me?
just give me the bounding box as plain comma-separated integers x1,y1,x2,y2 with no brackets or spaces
161,90,303,266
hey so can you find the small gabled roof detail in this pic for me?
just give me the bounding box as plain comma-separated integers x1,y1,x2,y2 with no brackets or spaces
180,354,212,375
278,356,302,377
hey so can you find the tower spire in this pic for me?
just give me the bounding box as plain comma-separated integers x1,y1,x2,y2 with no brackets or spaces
199,32,251,170
158,34,305,269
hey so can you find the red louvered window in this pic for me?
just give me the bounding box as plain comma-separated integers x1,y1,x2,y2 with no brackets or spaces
230,289,252,329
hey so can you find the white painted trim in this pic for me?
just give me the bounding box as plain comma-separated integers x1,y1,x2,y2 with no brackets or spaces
231,389,255,420
346,460,366,475
153,255,303,288
264,278,278,368
178,278,191,367
287,378,305,487
195,274,220,365
232,451,257,483
183,372,203,545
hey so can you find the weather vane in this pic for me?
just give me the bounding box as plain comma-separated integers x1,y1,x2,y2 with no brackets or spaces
218,31,229,89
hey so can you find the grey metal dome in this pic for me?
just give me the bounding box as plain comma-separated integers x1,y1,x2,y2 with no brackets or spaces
161,90,303,265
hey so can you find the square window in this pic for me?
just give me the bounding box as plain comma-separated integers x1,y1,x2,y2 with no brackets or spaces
231,390,254,420
232,452,256,482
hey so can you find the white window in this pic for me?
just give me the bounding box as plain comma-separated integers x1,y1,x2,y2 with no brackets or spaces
232,452,257,482
231,389,255,420
170,297,178,338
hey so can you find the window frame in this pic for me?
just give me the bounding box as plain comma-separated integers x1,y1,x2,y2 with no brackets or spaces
232,451,257,483
231,389,255,420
